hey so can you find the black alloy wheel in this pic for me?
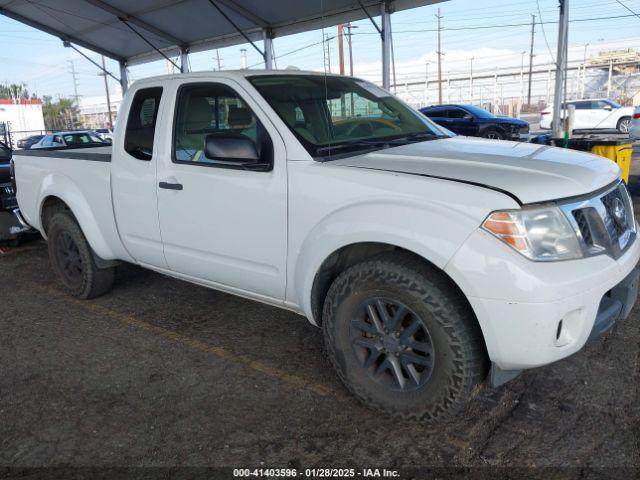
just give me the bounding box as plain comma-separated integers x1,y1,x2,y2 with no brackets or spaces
54,230,84,288
350,297,434,391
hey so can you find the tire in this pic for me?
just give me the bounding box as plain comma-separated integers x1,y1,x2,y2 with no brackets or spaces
47,212,114,299
617,116,631,134
482,128,505,140
322,251,488,423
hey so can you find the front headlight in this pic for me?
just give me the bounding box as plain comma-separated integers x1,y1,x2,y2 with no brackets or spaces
482,206,582,261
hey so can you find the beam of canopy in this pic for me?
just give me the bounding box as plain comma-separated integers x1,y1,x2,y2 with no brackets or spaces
0,0,445,66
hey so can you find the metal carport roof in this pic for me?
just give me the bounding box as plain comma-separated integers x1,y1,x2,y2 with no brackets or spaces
0,1,444,66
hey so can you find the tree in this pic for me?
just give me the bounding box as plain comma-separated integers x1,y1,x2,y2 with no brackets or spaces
0,82,31,101
42,96,78,131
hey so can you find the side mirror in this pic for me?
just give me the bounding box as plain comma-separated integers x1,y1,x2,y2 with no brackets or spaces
204,133,259,163
104,138,113,145
463,113,474,120
603,105,613,111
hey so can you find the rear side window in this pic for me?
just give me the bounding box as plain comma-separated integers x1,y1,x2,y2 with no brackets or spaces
124,87,163,160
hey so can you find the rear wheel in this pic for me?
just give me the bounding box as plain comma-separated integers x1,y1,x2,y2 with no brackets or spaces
617,116,632,134
322,252,488,423
48,212,114,299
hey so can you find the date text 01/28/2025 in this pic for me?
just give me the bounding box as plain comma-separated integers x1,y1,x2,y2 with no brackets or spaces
232,468,400,477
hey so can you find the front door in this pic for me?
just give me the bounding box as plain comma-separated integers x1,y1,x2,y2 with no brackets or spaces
156,80,287,300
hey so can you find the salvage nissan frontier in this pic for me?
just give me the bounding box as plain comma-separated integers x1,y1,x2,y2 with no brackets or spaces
12,71,640,423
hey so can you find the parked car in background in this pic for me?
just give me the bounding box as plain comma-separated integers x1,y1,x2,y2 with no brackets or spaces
419,104,529,140
93,128,114,141
630,106,640,141
540,99,635,133
16,134,45,150
31,131,110,149
0,141,23,242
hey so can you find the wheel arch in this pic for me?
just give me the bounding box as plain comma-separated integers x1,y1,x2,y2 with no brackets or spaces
37,176,117,260
308,241,490,368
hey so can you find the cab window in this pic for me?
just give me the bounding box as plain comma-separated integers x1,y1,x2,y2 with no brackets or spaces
124,87,163,160
173,83,272,169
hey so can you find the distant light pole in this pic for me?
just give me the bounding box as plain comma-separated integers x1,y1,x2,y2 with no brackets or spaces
519,51,526,116
581,42,589,98
424,60,430,105
469,57,474,103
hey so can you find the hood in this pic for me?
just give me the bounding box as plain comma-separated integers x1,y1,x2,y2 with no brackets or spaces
482,117,528,127
329,136,620,204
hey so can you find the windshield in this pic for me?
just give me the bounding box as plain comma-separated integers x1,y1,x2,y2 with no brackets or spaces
461,105,496,119
249,74,451,159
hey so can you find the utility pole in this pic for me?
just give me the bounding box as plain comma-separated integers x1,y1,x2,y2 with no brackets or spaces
436,8,443,104
552,0,569,140
100,55,113,129
337,24,345,75
520,51,526,113
338,24,346,116
215,50,222,70
67,60,80,129
346,23,355,115
346,23,355,76
527,14,536,106
67,60,80,106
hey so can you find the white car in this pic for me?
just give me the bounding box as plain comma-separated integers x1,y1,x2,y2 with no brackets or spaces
12,71,640,423
540,98,634,133
630,106,640,140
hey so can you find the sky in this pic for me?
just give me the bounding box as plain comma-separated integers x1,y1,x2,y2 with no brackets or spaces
1,0,639,100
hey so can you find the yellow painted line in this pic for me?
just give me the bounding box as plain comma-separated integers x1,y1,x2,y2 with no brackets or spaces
34,283,338,398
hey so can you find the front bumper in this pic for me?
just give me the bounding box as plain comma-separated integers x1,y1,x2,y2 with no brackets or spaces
445,227,640,370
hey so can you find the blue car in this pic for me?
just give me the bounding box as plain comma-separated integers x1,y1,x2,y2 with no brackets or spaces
420,104,529,141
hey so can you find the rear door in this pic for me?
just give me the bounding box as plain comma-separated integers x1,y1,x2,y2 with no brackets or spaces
155,78,288,300
111,85,167,267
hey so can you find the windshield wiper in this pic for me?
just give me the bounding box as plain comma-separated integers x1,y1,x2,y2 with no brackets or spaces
316,140,392,156
316,131,450,158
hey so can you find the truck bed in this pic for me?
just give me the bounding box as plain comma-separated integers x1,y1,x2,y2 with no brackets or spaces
13,145,127,260
15,145,112,162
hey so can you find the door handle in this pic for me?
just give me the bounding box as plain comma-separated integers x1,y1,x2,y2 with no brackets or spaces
159,181,183,190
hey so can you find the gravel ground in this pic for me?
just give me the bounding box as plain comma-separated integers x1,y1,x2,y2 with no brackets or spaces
1,153,639,479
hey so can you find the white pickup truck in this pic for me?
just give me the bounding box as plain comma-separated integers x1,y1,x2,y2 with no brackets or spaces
12,71,640,423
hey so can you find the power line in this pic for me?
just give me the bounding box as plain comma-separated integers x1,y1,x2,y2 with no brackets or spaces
614,0,640,20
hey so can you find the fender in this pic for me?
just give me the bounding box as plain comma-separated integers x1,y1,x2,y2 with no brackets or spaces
291,198,486,324
36,172,122,260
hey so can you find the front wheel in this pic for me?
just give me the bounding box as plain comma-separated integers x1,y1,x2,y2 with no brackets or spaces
617,117,632,134
322,252,488,423
482,129,505,140
48,212,114,299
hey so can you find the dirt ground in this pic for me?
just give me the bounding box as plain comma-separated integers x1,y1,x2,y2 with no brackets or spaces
1,154,639,480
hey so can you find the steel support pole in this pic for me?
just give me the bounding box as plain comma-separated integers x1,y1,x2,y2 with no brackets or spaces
180,49,189,73
119,61,128,93
263,31,273,69
381,2,391,90
552,0,569,139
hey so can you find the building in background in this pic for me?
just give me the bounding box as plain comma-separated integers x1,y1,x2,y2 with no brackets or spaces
0,99,45,146
77,85,123,129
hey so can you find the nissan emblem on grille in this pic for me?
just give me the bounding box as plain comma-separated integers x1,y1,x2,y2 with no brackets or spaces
611,197,627,229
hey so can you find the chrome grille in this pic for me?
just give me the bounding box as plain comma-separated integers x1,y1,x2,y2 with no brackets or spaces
560,181,636,260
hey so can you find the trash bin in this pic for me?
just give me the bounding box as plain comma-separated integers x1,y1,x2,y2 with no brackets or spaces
553,137,633,183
